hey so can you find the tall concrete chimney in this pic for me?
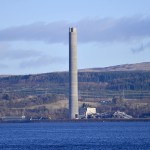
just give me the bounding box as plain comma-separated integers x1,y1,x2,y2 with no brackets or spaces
69,27,79,119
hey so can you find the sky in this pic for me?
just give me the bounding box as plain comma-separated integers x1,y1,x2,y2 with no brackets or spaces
0,0,150,75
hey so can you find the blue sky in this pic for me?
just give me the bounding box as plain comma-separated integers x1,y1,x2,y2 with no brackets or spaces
0,0,150,75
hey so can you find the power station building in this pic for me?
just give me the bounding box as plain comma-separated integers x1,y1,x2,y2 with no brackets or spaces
69,27,79,119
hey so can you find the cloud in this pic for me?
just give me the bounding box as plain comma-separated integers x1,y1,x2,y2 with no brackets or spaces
0,42,67,70
0,49,42,60
0,63,8,69
0,21,68,44
20,55,67,68
0,16,150,44
76,16,150,43
0,42,42,60
131,42,150,53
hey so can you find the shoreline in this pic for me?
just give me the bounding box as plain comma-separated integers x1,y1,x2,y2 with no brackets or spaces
0,118,150,123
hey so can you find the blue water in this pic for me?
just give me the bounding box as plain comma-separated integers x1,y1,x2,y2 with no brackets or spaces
0,122,150,150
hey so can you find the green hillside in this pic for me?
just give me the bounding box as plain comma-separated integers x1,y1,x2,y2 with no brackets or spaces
0,62,150,119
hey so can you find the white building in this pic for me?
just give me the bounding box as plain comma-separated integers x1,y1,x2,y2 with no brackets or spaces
80,107,96,119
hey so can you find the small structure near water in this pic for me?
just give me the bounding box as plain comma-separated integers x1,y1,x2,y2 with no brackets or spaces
113,111,132,119
1,115,26,122
79,107,97,119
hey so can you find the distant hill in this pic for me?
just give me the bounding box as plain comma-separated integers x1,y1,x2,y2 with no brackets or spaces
80,62,150,72
0,62,150,119
0,62,150,98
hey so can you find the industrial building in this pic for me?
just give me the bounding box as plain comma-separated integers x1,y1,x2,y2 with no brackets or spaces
79,107,97,119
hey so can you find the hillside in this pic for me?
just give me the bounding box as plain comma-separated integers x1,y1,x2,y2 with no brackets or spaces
0,62,150,119
81,62,150,72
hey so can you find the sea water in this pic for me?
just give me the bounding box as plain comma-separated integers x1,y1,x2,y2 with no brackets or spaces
0,122,150,150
